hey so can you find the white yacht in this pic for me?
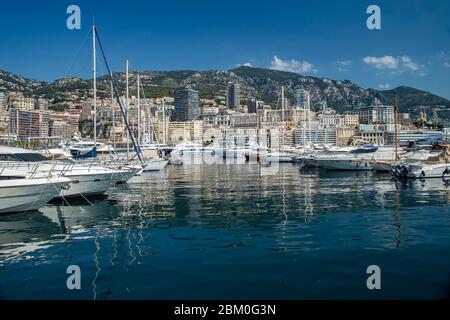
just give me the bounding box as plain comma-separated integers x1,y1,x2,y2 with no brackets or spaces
315,145,400,171
0,145,137,198
260,147,298,164
0,175,72,214
169,142,210,165
391,148,450,179
296,146,356,168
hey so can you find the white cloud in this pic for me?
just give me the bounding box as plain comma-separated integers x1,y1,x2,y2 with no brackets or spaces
336,60,352,71
363,55,423,74
400,56,419,71
237,62,253,67
363,56,399,70
378,83,391,89
270,55,317,74
436,51,450,68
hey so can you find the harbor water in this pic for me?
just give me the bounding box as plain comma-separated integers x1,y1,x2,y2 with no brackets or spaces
1,163,450,299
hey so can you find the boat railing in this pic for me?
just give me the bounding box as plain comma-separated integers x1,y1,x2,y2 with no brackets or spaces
0,160,78,178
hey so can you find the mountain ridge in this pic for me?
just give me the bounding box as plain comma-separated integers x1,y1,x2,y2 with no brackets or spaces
1,66,449,120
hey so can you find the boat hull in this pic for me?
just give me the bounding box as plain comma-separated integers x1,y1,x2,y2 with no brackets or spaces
142,159,169,171
318,159,373,171
60,172,115,198
396,163,450,179
0,177,71,214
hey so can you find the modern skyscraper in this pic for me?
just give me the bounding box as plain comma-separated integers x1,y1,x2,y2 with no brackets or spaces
247,98,257,113
227,82,240,108
174,87,199,121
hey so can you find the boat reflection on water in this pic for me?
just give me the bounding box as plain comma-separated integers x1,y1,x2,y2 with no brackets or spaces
0,210,63,263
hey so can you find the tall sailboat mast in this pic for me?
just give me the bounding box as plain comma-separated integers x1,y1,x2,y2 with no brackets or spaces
125,59,130,160
307,93,311,144
94,26,143,164
281,86,285,150
111,81,115,149
137,73,141,146
393,91,400,162
92,24,97,153
162,98,166,144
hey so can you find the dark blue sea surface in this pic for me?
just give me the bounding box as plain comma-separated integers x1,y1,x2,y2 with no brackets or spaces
1,164,450,299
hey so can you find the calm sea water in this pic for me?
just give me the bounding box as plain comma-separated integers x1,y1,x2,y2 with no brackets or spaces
1,163,450,299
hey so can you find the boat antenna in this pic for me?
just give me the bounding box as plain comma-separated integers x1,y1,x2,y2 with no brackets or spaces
94,27,143,164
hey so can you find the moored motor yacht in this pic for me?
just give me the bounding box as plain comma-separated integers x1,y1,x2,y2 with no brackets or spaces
0,145,137,198
391,147,450,179
316,145,400,171
0,174,72,214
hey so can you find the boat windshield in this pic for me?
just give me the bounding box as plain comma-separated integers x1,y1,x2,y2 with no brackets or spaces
0,153,49,162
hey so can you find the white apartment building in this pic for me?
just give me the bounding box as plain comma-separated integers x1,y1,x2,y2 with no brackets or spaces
356,105,393,124
294,127,337,145
317,111,343,127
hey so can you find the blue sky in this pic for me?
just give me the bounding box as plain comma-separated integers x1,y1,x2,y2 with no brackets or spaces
0,0,449,98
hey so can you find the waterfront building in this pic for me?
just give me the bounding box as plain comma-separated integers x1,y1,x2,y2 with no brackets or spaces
336,126,357,146
226,82,240,108
386,130,444,146
49,119,72,139
290,108,315,126
9,108,49,140
356,105,393,124
358,131,385,145
230,113,259,127
49,111,80,135
202,110,231,127
174,87,200,121
317,110,343,127
168,120,203,144
294,126,337,145
222,127,260,148
343,114,359,127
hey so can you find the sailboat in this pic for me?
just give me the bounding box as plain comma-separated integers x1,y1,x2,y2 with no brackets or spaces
261,86,295,164
132,73,168,171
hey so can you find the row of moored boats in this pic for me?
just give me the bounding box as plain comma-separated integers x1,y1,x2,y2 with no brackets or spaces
0,145,169,214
